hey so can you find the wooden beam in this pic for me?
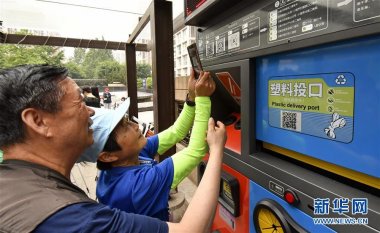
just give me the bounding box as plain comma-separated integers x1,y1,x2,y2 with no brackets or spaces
1,33,148,51
126,44,138,119
127,2,152,44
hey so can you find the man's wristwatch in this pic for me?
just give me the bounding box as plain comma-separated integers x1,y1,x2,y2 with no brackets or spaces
186,93,195,106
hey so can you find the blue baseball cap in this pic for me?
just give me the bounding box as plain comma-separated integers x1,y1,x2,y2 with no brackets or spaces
77,98,130,163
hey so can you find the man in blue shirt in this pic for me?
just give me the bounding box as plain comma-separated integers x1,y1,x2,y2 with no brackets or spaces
80,70,216,221
0,64,226,233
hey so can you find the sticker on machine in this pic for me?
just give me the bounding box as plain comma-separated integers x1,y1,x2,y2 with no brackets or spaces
219,205,236,230
268,73,354,143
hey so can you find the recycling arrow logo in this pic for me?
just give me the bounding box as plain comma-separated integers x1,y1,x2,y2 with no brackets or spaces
335,75,346,85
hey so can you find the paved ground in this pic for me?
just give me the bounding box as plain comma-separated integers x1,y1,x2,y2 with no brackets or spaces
136,110,154,123
70,163,98,200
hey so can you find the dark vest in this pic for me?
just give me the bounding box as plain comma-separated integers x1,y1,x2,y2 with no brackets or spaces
0,160,96,233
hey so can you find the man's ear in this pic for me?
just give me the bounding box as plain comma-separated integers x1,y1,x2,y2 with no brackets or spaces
98,151,119,163
21,108,51,137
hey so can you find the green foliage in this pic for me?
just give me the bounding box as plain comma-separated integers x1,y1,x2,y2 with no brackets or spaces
146,77,153,89
82,48,114,79
65,61,84,79
136,63,152,80
0,44,64,68
0,29,64,68
66,47,127,86
0,33,128,88
95,60,126,84
72,48,86,65
73,79,107,87
137,78,143,88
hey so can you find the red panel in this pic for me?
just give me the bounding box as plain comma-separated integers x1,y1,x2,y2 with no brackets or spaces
185,0,207,17
211,163,250,233
224,113,241,154
201,114,247,232
215,72,241,106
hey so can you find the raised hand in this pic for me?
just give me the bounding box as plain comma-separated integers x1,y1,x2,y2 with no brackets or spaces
195,71,216,97
206,117,227,153
188,69,197,101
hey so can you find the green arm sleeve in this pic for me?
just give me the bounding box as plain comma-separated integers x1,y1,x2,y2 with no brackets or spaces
157,102,195,155
171,97,211,188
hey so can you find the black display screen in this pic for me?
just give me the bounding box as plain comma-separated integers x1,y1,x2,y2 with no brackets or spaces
185,0,207,17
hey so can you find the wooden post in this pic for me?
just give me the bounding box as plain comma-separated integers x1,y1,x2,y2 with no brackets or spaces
151,0,175,161
126,44,138,119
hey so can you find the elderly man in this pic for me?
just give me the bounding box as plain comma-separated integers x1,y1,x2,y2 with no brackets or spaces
0,64,226,233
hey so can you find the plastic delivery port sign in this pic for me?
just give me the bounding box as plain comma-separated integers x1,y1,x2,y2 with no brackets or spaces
268,73,354,143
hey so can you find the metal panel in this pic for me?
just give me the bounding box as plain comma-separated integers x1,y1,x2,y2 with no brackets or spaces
223,151,380,233
256,35,380,178
196,0,380,66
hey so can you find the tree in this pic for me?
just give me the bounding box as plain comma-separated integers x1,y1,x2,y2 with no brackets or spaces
0,44,64,68
0,30,64,68
137,78,143,88
64,46,127,86
82,48,114,79
96,60,126,85
146,77,153,89
136,63,151,80
71,48,86,65
65,61,84,79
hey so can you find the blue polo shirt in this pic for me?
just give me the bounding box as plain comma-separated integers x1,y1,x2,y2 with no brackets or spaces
34,202,168,233
96,135,174,221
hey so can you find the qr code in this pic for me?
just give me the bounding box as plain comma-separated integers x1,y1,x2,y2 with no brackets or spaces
228,32,240,49
216,37,225,53
280,111,301,131
206,42,214,56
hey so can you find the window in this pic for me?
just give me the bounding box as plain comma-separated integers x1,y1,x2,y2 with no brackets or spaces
190,27,196,37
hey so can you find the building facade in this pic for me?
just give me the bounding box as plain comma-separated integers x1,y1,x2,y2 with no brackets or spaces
126,15,195,78
136,38,152,65
173,25,196,78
